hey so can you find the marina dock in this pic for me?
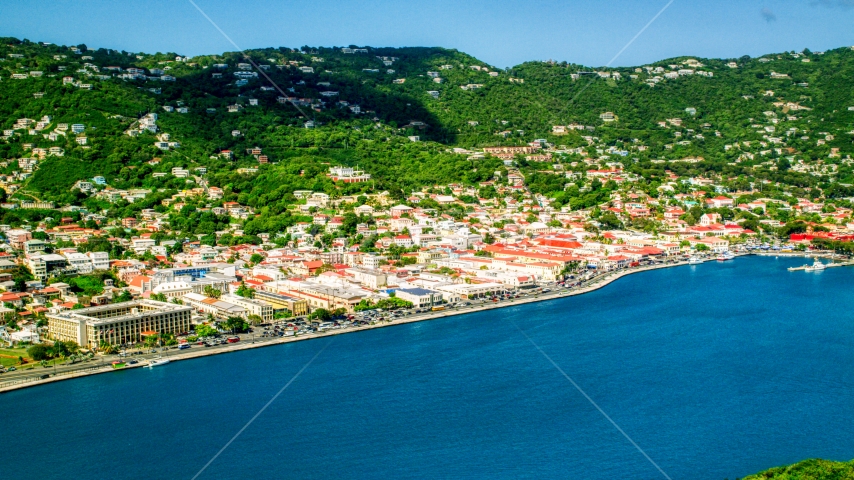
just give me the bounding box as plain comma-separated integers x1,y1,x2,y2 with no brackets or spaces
787,261,854,271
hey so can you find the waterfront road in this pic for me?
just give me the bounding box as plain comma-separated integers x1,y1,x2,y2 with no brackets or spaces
0,257,716,393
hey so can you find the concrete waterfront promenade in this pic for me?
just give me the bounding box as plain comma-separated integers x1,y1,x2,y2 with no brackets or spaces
0,258,727,394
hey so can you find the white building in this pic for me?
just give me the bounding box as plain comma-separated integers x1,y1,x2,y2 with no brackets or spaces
395,288,444,308
221,294,273,322
9,326,40,344
152,281,193,299
182,292,246,319
87,251,110,270
434,282,505,300
362,254,387,270
345,267,387,289
132,238,156,254
63,252,94,274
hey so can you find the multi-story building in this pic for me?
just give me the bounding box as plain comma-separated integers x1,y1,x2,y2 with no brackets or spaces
6,229,32,249
253,290,309,316
23,239,47,256
151,281,193,299
328,166,371,183
182,293,246,319
131,238,155,254
361,254,386,270
148,265,236,295
47,300,192,349
221,294,273,322
282,282,366,313
345,267,387,289
87,251,110,270
63,252,94,274
27,254,69,281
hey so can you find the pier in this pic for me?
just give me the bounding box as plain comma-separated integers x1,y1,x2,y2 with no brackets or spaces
787,261,854,271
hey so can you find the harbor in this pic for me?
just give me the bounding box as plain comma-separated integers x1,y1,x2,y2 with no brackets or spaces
0,258,692,393
0,250,847,394
4,255,854,480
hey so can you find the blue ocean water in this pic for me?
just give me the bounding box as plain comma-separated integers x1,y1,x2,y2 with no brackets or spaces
2,256,853,480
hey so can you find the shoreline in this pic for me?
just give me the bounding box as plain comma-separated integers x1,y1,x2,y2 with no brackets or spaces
0,253,804,393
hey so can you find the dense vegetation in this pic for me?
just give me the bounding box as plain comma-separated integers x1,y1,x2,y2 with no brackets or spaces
2,38,854,234
744,458,854,480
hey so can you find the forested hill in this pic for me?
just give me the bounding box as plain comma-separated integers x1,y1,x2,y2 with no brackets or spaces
1,37,854,211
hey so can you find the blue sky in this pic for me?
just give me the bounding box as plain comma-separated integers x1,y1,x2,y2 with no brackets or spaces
1,0,853,68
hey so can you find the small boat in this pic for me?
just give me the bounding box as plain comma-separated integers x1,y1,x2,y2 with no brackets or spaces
146,357,171,368
716,252,735,261
688,256,703,265
804,260,826,272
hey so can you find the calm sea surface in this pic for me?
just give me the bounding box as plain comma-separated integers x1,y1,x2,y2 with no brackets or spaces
3,256,853,480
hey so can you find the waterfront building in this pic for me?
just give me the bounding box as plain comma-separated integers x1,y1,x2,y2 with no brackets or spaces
46,300,192,348
434,282,505,300
281,281,367,313
395,288,444,308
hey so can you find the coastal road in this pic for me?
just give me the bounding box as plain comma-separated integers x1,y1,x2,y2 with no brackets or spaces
0,259,697,393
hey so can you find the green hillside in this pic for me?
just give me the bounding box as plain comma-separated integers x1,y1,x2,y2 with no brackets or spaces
745,458,854,480
2,37,854,233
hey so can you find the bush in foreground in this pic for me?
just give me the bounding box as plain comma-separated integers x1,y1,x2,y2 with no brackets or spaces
744,458,854,480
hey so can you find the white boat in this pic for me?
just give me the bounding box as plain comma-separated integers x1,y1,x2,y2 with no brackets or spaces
146,357,171,368
804,260,826,272
716,252,735,261
688,256,703,265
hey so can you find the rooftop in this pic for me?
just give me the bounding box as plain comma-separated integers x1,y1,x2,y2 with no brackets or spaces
48,300,191,326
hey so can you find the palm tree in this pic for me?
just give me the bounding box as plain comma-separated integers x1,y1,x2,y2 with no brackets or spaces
98,340,118,355
143,335,160,349
203,285,222,299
